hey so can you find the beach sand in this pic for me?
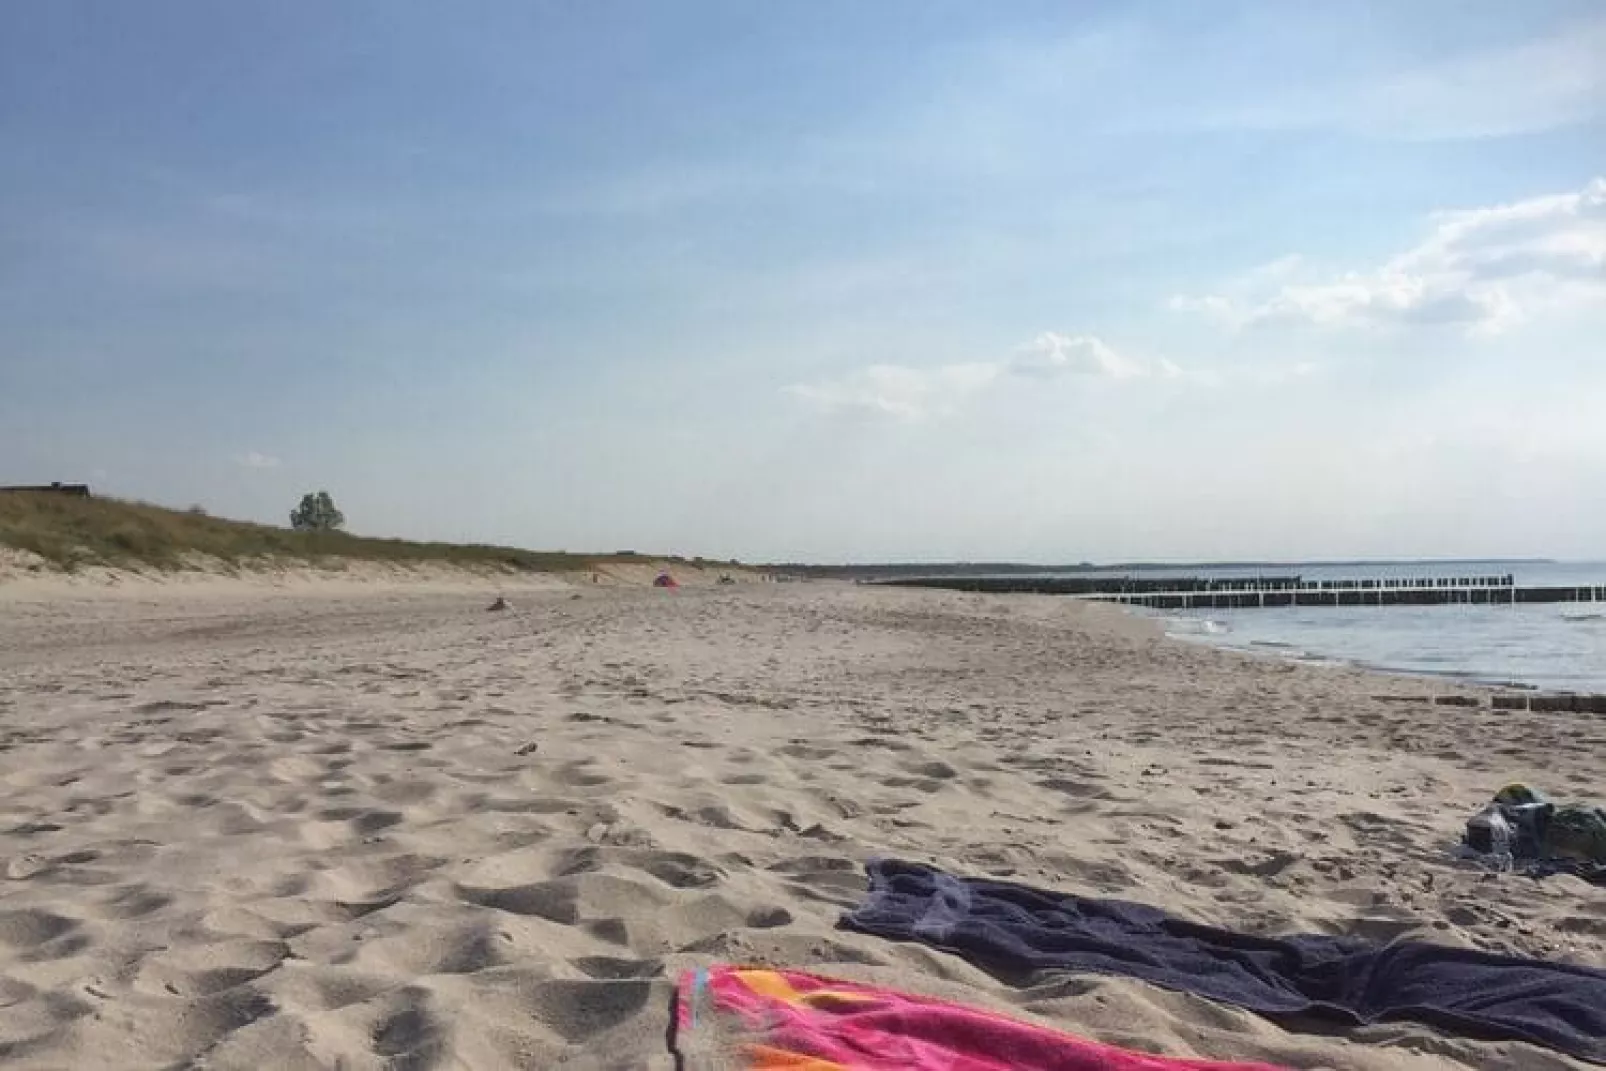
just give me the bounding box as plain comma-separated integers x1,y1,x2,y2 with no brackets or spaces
0,578,1602,1069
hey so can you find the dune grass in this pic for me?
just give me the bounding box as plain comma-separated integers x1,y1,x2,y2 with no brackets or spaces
0,493,644,574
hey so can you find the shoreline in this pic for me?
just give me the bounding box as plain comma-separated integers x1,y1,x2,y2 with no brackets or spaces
1148,602,1604,698
1,581,1601,1067
1168,626,1532,694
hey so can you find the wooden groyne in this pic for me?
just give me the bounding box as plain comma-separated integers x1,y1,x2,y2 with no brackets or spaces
881,573,1606,609
1494,693,1606,714
1377,692,1606,715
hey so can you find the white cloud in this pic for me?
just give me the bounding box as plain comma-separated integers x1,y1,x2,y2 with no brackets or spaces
1008,333,1150,379
785,363,999,421
1407,178,1606,286
1173,177,1605,334
235,451,281,469
786,334,1187,420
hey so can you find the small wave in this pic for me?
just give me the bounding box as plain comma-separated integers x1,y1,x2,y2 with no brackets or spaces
1562,612,1605,622
1233,640,1323,665
1163,617,1231,637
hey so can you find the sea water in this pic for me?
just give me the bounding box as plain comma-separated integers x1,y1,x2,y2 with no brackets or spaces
1131,561,1606,692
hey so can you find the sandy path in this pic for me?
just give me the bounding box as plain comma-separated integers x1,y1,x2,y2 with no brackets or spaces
0,583,1602,1069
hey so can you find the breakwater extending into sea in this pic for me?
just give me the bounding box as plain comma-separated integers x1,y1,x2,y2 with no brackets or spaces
882,561,1606,693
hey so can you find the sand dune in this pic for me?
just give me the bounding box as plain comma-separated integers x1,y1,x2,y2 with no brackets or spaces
0,580,1602,1068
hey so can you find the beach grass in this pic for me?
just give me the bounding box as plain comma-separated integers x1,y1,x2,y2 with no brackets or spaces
0,492,646,574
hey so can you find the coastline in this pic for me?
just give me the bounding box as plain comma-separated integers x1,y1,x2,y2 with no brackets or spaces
0,581,1601,1067
1164,621,1527,692
1151,603,1606,697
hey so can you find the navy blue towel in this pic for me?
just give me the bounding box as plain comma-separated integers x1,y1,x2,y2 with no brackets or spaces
840,858,1606,1065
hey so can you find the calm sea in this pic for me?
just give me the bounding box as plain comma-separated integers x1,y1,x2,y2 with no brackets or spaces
1102,561,1606,692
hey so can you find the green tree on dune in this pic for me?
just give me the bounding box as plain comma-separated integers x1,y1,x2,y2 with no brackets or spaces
289,491,345,532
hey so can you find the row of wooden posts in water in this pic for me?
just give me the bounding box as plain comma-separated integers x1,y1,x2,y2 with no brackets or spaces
879,573,1606,609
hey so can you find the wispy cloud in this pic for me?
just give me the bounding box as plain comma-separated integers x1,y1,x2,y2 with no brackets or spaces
234,451,281,469
786,334,1183,420
1008,333,1165,380
1173,177,1606,335
785,362,1000,421
1195,16,1606,140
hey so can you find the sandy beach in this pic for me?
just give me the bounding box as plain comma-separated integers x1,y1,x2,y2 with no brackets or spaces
1,577,1603,1069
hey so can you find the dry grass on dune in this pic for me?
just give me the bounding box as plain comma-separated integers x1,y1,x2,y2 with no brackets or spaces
0,492,656,574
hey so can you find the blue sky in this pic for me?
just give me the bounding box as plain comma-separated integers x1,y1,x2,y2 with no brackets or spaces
3,2,1604,561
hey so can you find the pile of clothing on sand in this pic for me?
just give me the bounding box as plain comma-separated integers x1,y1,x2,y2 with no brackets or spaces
1462,782,1606,883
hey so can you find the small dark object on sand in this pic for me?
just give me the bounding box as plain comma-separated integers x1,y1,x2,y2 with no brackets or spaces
515,741,538,756
487,596,509,612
